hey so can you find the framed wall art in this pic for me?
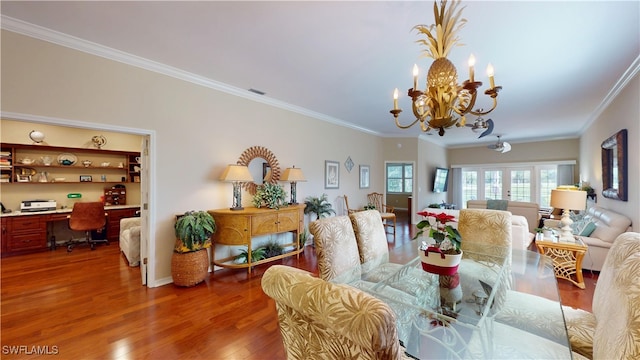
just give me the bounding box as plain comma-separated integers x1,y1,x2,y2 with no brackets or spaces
359,165,370,189
324,160,339,189
79,175,92,182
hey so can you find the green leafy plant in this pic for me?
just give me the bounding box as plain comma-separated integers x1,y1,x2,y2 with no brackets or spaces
174,210,216,253
304,194,336,220
299,228,309,248
234,247,266,264
252,182,288,209
263,240,284,258
364,203,376,210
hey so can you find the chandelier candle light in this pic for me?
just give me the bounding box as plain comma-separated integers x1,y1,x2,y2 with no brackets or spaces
281,166,306,205
220,165,254,211
391,0,502,136
550,189,587,242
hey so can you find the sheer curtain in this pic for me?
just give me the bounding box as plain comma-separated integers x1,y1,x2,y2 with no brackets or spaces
557,164,575,186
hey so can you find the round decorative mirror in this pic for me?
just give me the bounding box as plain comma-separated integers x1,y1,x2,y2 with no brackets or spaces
237,146,280,195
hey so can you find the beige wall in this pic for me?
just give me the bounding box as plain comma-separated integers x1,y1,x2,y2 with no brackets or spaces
448,138,580,166
1,30,385,286
1,119,142,209
579,74,639,231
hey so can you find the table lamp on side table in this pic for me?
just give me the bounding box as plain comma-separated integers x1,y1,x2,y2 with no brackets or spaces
281,166,306,205
220,165,254,211
550,189,587,242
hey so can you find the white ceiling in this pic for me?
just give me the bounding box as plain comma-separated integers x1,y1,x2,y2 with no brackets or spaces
2,1,639,148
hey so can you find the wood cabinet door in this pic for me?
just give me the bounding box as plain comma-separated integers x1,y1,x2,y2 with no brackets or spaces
213,215,250,245
277,210,299,232
251,213,278,236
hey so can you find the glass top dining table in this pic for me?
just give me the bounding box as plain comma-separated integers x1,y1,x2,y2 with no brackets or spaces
354,241,572,359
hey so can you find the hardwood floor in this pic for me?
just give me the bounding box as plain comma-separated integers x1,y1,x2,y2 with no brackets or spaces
1,211,595,359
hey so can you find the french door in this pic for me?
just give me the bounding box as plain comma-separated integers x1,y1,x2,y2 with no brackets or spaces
463,167,533,204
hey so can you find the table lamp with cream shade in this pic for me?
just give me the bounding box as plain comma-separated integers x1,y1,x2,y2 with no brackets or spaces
281,166,306,204
550,189,587,242
220,165,254,211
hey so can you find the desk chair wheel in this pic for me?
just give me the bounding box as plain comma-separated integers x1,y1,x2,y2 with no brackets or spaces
67,245,73,252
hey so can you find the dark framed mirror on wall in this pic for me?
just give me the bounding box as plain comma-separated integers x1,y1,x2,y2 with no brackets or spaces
601,129,628,201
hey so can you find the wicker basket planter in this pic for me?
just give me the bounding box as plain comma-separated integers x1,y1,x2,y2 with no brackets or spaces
171,249,209,287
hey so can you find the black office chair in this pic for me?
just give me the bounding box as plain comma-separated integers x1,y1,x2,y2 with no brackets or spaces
67,202,108,251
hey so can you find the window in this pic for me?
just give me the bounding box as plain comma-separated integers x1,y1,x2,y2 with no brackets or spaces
539,166,557,208
461,170,478,206
386,163,412,194
455,162,573,209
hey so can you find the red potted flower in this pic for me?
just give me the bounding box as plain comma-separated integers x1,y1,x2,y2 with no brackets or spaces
413,211,462,275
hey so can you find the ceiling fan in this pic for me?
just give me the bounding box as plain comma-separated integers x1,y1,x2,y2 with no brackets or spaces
465,117,494,138
487,135,512,153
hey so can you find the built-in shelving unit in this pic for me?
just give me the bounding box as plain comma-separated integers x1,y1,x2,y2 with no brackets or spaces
0,143,140,184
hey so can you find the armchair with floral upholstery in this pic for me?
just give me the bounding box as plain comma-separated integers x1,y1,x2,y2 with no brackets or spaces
261,265,410,360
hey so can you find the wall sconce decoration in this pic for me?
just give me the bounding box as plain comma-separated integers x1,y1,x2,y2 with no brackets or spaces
220,165,254,210
281,166,306,204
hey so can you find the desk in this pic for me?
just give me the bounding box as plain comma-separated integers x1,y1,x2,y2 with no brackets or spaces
354,241,572,359
1,205,139,256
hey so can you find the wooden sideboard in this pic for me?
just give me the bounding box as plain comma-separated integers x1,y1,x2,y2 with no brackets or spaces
208,204,305,273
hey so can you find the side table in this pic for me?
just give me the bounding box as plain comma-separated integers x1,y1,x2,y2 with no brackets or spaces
536,238,588,289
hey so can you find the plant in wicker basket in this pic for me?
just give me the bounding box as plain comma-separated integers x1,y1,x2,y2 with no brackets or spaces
172,210,216,287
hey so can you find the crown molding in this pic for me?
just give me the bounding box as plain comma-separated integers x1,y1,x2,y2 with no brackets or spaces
1,15,381,137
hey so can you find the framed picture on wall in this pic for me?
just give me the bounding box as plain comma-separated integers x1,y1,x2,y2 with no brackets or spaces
359,165,370,189
324,160,339,189
79,175,92,182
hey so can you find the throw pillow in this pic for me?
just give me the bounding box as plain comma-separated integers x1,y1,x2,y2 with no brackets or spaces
579,221,597,237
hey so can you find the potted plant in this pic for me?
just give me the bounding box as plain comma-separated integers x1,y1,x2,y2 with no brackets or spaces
413,211,462,275
303,194,336,220
252,182,288,209
364,203,376,210
171,210,216,287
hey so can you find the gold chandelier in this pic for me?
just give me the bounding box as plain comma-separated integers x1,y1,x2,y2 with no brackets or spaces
391,0,501,136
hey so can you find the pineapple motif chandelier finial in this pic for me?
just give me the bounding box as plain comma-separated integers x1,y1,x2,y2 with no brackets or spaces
391,0,502,136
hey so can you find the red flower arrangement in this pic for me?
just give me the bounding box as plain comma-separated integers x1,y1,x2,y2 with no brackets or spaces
413,211,461,254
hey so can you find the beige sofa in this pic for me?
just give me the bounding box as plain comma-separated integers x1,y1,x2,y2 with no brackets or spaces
119,217,141,266
545,205,632,271
467,200,540,234
420,208,533,250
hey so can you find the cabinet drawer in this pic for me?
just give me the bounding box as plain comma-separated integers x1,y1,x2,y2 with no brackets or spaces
11,216,45,232
8,231,47,251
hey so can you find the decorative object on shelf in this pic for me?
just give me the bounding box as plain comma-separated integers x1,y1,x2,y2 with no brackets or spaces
79,175,92,182
101,162,110,167
359,165,370,189
172,210,216,287
601,129,627,201
82,160,92,167
29,130,45,144
19,158,35,165
57,153,77,166
281,166,306,204
304,194,336,221
40,156,53,166
220,164,254,211
390,0,501,136
236,146,281,195
550,189,587,242
91,135,107,149
252,182,288,210
324,160,339,189
414,211,462,275
344,156,354,173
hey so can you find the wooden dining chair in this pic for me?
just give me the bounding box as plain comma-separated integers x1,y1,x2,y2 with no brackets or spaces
343,194,357,215
367,192,396,239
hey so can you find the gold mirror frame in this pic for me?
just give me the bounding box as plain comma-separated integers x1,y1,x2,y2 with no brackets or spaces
237,146,280,195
